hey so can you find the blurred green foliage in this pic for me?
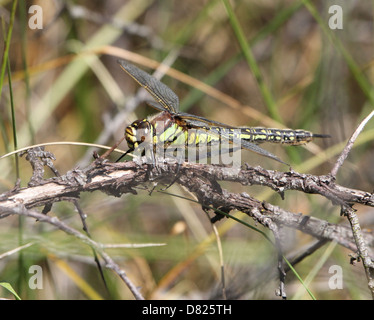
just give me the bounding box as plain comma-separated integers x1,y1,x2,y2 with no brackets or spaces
0,0,373,300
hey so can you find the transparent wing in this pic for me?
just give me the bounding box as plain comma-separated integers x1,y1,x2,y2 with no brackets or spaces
178,112,236,128
118,59,179,113
146,100,170,113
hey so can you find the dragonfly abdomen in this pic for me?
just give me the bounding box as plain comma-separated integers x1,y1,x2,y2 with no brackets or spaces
240,127,315,145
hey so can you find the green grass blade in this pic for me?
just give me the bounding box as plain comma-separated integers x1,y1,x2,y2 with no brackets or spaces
283,256,316,300
0,282,22,300
7,58,19,177
19,0,35,144
0,0,17,101
221,0,281,123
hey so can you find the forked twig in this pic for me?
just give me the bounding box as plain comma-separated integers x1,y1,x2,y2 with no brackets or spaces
343,205,374,299
328,110,374,298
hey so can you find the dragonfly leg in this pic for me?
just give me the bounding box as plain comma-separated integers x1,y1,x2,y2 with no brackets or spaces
210,206,231,223
115,148,133,162
161,161,181,190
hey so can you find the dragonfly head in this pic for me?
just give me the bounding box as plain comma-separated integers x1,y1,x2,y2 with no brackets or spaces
125,119,153,150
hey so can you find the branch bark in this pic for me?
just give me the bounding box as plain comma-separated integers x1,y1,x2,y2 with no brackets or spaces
1,159,373,251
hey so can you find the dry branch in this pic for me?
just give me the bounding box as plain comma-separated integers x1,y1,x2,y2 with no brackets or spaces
1,151,374,298
1,158,373,250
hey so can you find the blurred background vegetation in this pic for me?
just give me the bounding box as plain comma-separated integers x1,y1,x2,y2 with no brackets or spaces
0,0,373,300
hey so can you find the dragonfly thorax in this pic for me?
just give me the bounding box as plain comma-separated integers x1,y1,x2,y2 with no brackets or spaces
125,119,153,150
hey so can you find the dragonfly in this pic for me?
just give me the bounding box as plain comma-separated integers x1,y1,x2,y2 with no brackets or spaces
116,59,328,166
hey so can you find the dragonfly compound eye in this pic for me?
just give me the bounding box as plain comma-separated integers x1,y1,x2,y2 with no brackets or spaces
125,120,152,148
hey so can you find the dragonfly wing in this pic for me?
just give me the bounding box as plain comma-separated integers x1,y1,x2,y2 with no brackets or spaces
238,139,288,165
146,100,170,113
178,112,235,128
118,59,179,113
